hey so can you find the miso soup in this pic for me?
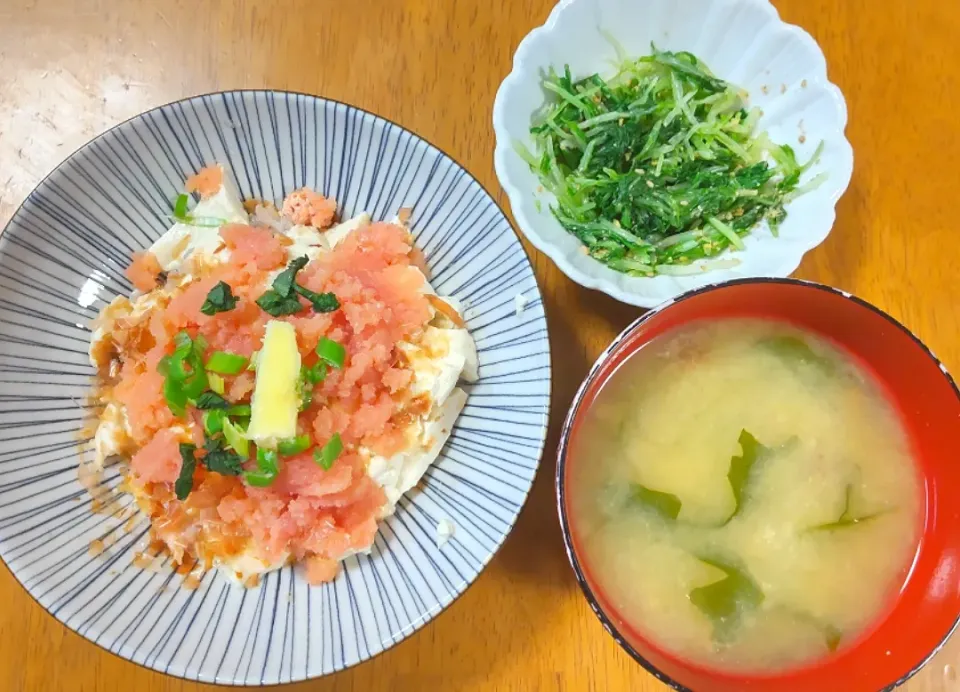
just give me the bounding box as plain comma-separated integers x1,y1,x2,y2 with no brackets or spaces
568,319,921,673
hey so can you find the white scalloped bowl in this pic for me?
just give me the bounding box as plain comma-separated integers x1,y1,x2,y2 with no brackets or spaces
493,0,853,307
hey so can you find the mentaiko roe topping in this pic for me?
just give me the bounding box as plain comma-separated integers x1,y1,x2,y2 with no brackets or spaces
102,218,433,582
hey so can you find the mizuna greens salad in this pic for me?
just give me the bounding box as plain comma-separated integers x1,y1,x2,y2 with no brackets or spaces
518,47,825,276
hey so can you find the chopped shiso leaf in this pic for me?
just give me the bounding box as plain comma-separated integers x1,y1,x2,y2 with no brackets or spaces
808,484,888,532
278,434,311,457
724,429,770,524
628,483,682,520
689,555,765,642
193,390,231,410
205,350,249,374
175,443,198,500
222,417,249,458
314,433,343,470
295,284,340,313
200,281,238,316
244,447,280,487
256,256,340,316
316,337,346,369
521,46,823,274
202,436,245,476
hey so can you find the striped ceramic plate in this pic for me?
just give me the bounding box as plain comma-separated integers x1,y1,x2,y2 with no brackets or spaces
0,91,550,684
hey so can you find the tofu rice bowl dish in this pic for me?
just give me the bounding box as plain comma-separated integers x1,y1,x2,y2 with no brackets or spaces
86,164,478,587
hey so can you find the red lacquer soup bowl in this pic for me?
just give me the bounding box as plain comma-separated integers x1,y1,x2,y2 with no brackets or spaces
556,278,960,692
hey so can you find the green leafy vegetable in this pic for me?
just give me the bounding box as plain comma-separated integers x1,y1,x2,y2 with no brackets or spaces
244,447,280,487
316,337,346,369
255,256,340,316
256,289,304,317
200,281,239,316
808,484,887,532
205,351,249,374
194,390,231,410
295,284,340,313
724,429,770,524
758,335,834,372
222,417,249,458
201,436,245,476
520,47,824,275
689,555,765,642
175,443,198,500
313,433,343,470
628,483,682,520
278,434,311,457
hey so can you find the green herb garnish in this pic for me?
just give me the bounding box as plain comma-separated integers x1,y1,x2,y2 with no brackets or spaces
808,484,888,532
628,483,682,520
172,193,227,228
316,337,346,369
278,434,312,457
520,47,823,275
159,331,208,417
205,350,249,374
193,390,231,410
208,372,226,395
201,436,245,476
222,417,249,457
255,256,340,317
313,433,343,470
689,555,765,642
175,443,198,500
724,429,770,524
295,284,340,313
244,447,280,487
200,281,239,316
227,404,251,417
203,409,226,435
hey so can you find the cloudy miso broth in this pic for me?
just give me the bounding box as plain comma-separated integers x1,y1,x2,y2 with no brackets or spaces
568,319,921,673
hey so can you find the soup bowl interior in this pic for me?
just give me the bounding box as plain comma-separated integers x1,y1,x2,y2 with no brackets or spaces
557,279,960,692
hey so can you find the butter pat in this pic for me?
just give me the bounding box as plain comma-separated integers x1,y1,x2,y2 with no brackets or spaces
247,320,301,447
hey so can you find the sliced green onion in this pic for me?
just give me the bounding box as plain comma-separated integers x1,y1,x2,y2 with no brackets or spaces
243,447,280,487
316,337,346,369
278,434,311,457
163,377,188,418
206,351,249,374
174,193,190,220
313,433,343,470
222,417,249,457
203,409,226,435
247,351,259,371
208,372,225,395
227,404,251,417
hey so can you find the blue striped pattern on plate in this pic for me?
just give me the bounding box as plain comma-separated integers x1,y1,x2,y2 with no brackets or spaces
0,91,551,684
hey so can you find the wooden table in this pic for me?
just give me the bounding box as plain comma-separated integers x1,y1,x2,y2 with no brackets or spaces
1,0,957,690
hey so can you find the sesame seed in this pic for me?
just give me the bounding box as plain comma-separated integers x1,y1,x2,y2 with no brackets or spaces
799,135,807,144
780,84,787,94
646,180,654,188
761,85,769,95
801,79,808,88
680,200,689,206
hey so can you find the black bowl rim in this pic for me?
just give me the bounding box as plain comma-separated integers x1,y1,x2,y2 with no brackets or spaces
555,276,960,692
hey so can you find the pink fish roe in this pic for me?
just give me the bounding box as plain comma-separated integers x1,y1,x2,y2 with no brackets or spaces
97,208,435,584
281,188,338,229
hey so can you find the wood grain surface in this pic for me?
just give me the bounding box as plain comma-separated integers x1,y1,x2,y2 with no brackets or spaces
0,1,957,690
